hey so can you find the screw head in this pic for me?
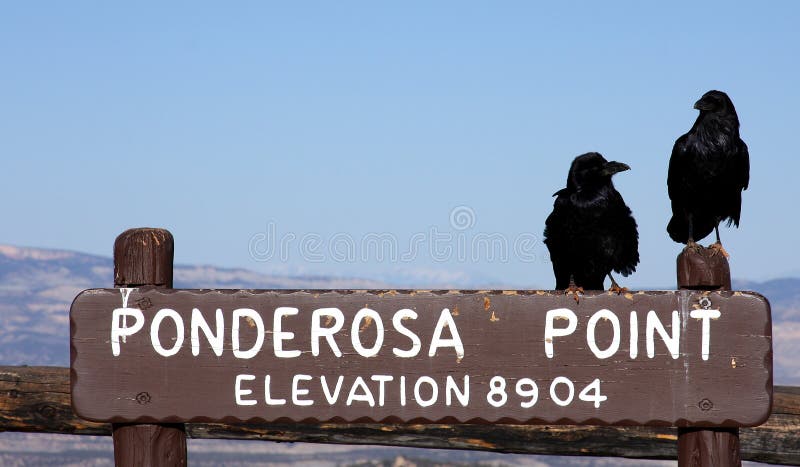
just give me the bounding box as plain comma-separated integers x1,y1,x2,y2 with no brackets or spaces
698,398,714,411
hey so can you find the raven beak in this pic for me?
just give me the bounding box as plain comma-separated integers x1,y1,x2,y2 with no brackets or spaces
602,161,630,176
694,98,713,111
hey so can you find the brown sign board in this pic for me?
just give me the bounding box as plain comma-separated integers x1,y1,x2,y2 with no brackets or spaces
70,288,772,427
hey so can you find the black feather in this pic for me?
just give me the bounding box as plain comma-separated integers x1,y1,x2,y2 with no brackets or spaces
667,90,750,244
543,152,640,290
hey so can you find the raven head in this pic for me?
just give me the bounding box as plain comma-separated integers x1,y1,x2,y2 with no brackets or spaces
566,152,630,192
694,90,736,114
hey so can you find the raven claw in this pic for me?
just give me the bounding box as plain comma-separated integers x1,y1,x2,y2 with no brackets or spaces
608,283,628,294
684,240,703,253
709,242,730,258
564,285,584,303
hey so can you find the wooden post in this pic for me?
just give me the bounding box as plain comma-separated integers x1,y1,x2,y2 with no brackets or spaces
677,247,740,467
112,228,187,467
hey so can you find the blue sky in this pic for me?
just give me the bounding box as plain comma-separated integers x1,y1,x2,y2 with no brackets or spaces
1,2,798,288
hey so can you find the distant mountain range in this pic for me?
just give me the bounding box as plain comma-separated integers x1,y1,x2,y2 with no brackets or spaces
1,243,798,385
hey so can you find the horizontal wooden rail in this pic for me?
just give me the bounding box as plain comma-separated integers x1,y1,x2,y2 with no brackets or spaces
1,366,798,465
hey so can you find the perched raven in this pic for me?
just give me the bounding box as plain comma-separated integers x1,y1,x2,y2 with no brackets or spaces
544,152,639,293
667,90,750,253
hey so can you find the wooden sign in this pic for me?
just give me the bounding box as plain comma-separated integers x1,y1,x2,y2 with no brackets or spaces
70,288,772,427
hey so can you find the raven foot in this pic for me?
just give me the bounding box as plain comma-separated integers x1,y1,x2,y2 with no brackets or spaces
684,240,703,253
608,281,628,295
564,284,584,303
709,242,730,258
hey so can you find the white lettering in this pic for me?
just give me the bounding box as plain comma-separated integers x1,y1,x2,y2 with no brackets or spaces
191,308,223,356
320,375,344,405
445,375,469,406
346,376,375,406
264,375,286,405
232,308,265,359
351,308,383,357
235,374,257,406
545,308,577,358
647,310,680,359
150,308,184,357
690,308,721,360
578,378,607,408
311,308,344,357
414,376,438,407
629,311,639,359
292,374,313,406
515,378,538,408
111,307,144,356
371,375,394,406
550,376,575,406
586,309,620,359
274,307,301,358
428,308,464,359
392,309,421,358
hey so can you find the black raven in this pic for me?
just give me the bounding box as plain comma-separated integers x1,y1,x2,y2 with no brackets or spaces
667,90,750,254
543,152,639,293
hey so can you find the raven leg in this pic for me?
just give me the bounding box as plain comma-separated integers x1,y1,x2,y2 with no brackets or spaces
607,274,628,294
564,274,584,303
709,223,731,258
685,214,702,252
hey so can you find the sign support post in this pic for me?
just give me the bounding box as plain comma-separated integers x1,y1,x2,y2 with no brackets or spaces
677,248,741,467
111,228,187,467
